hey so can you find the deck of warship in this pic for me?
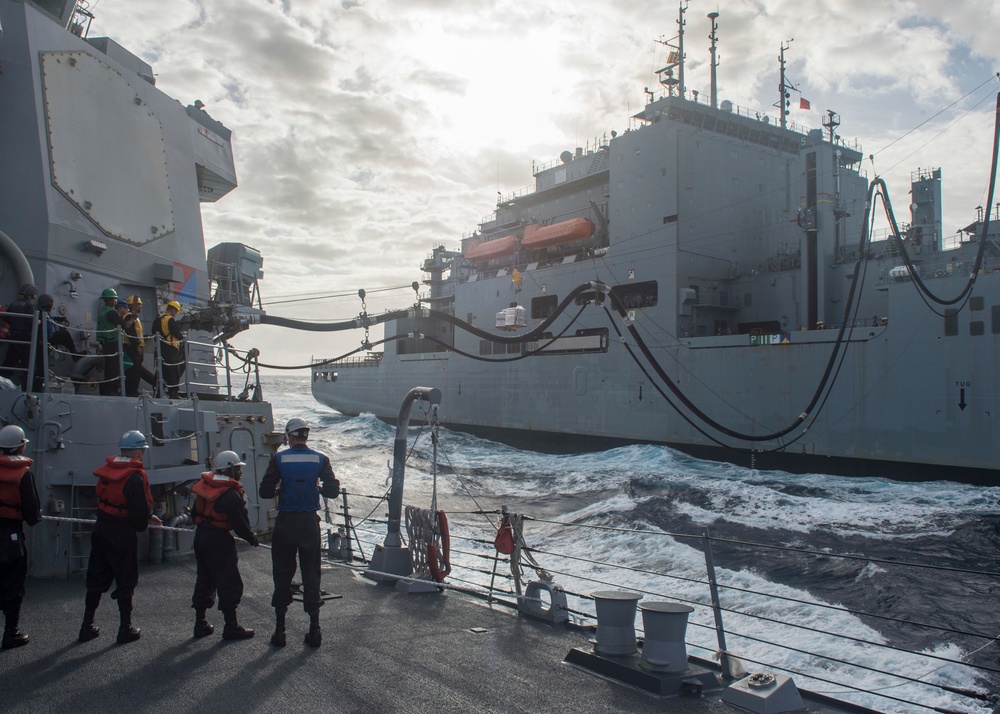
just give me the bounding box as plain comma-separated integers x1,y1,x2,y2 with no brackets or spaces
0,545,863,714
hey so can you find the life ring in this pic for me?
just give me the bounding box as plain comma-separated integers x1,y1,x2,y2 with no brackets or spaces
427,509,451,582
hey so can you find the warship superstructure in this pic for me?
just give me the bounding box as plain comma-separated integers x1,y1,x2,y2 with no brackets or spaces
0,0,277,576
313,8,1000,485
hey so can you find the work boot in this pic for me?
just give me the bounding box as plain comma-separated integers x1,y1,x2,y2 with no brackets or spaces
222,623,255,640
2,628,29,650
270,626,286,647
221,608,254,641
193,619,214,638
78,623,100,642
116,624,141,644
304,625,321,648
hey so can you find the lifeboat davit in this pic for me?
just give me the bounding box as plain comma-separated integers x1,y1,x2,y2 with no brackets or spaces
465,234,517,263
522,217,594,249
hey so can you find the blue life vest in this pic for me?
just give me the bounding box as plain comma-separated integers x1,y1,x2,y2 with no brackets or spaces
274,447,324,512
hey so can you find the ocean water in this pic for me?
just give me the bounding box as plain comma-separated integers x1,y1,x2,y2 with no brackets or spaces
266,375,1000,713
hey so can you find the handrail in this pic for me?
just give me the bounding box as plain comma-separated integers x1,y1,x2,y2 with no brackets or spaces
326,490,1000,713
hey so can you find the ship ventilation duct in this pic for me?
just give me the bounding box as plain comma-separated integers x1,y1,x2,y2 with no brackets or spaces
0,229,36,302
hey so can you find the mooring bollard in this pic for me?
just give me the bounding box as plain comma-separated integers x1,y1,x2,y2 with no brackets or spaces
638,601,695,672
591,590,642,655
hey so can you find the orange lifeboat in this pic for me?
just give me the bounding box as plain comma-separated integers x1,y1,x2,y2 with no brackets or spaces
522,217,594,249
465,234,517,263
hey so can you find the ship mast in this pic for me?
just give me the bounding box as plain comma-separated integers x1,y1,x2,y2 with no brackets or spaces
678,2,687,98
707,12,720,110
655,2,687,98
776,39,797,129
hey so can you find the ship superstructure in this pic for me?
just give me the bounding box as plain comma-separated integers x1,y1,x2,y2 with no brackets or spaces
0,0,278,575
313,9,1000,485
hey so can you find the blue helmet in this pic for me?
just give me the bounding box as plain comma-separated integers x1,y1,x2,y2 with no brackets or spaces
119,430,149,450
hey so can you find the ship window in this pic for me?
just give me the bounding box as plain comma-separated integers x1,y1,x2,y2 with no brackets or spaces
970,296,983,311
480,340,491,356
944,309,958,336
532,295,558,319
611,280,658,309
992,306,1000,333
970,320,984,336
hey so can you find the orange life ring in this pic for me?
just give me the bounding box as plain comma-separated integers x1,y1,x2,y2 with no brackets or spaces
427,509,451,582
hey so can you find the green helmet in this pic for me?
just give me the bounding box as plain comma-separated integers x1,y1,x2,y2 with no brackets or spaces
101,288,118,299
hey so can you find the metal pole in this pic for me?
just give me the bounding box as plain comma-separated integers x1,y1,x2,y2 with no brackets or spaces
702,529,732,679
155,335,165,398
708,12,719,110
384,387,442,547
364,386,442,581
25,306,38,391
223,342,232,399
117,328,126,396
41,311,50,393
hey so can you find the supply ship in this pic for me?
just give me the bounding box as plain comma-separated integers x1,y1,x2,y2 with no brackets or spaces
312,8,1000,486
0,0,278,576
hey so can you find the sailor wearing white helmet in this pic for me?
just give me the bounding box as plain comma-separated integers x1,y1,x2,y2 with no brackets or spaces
259,418,339,648
189,450,259,641
0,425,40,650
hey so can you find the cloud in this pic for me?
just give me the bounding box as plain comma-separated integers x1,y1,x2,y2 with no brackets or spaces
89,0,1000,369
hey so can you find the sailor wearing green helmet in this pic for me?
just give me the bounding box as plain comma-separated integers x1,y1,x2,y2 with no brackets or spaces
96,288,125,395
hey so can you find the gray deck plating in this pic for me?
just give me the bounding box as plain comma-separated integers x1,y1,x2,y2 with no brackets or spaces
2,547,864,713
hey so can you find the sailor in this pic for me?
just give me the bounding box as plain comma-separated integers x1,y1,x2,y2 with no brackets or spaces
190,450,258,641
154,301,185,399
96,288,125,395
79,430,158,645
0,426,41,650
1,284,39,389
259,418,339,648
123,296,144,397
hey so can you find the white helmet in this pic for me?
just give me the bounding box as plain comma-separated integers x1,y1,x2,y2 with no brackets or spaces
213,450,245,472
0,425,28,450
284,417,310,436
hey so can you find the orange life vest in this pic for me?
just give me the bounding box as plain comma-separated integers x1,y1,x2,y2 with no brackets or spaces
93,456,153,517
192,471,245,531
0,455,32,520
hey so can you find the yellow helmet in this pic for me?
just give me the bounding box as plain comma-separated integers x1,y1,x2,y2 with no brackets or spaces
165,300,181,312
127,295,143,306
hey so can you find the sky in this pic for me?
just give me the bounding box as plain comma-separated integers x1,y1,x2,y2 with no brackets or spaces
87,0,1000,372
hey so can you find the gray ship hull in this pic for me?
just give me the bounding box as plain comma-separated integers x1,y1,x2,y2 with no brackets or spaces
314,271,1000,485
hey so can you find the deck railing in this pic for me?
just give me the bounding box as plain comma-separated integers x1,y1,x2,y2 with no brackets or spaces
319,490,1000,714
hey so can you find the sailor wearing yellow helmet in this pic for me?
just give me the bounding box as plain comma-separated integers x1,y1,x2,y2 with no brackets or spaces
154,300,185,398
123,296,144,397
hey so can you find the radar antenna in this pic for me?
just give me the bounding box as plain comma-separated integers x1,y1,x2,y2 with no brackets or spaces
822,109,841,144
